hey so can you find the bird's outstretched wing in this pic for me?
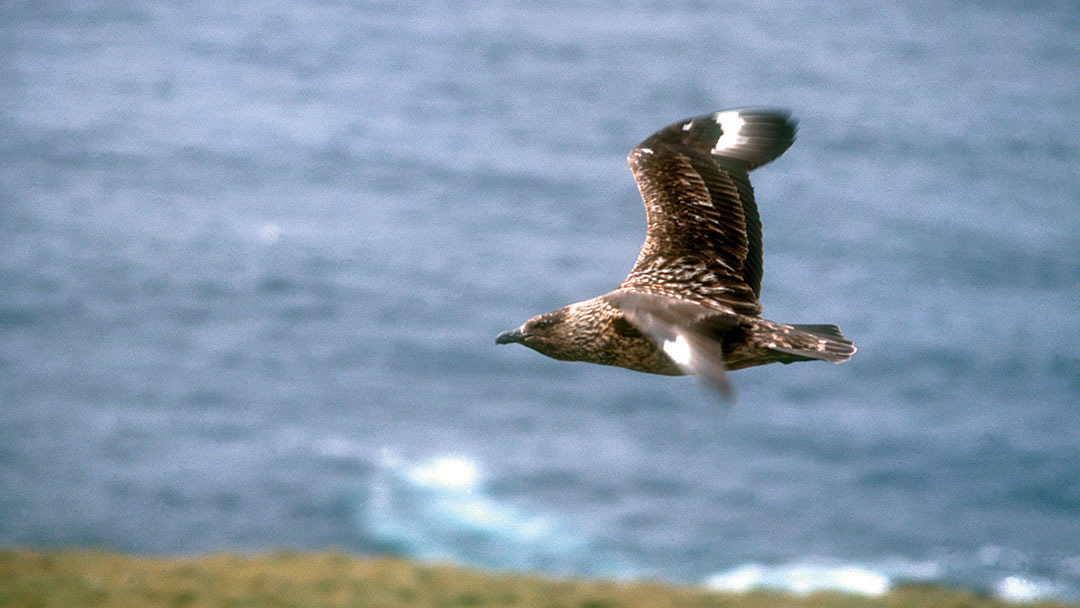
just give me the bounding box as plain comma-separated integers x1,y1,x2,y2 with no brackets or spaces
620,109,796,316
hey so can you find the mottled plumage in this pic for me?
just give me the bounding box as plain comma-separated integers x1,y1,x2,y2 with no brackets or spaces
496,109,855,398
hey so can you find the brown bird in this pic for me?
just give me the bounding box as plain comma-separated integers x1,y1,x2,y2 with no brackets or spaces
495,109,854,397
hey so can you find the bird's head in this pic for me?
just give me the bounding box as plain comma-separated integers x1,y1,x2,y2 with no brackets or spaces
495,308,572,358
495,299,609,363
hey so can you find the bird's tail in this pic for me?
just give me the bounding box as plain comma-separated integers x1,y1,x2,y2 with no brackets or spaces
771,324,856,364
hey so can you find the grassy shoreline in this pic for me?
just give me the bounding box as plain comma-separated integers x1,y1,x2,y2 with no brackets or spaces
1,549,1075,608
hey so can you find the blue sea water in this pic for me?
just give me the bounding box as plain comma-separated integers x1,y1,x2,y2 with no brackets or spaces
2,0,1080,601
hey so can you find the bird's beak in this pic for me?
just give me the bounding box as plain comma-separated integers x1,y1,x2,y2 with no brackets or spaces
495,328,526,345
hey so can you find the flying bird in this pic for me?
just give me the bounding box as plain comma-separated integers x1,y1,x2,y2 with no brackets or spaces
495,109,854,397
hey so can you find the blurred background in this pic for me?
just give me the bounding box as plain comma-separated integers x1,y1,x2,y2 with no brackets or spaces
2,0,1079,602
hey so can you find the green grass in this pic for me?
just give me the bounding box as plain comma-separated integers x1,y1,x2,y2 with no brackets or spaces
0,549,1074,608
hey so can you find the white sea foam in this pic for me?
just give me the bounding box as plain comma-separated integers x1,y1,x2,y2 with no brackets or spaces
406,456,480,492
357,452,1078,601
995,575,1064,603
358,459,1079,603
256,222,281,244
704,562,891,596
360,453,631,576
703,558,1078,603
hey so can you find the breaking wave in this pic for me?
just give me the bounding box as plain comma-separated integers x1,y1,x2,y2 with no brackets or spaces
350,450,1077,602
355,451,636,578
703,559,1071,602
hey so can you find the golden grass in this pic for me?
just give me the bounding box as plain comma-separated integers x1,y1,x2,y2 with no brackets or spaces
0,549,1074,608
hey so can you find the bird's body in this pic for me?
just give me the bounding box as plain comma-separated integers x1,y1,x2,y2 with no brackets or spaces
496,109,854,397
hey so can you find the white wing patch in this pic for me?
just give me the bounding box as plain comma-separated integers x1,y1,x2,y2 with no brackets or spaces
662,334,694,368
711,110,748,156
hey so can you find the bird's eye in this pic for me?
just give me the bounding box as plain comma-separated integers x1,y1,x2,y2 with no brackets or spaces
532,319,553,330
